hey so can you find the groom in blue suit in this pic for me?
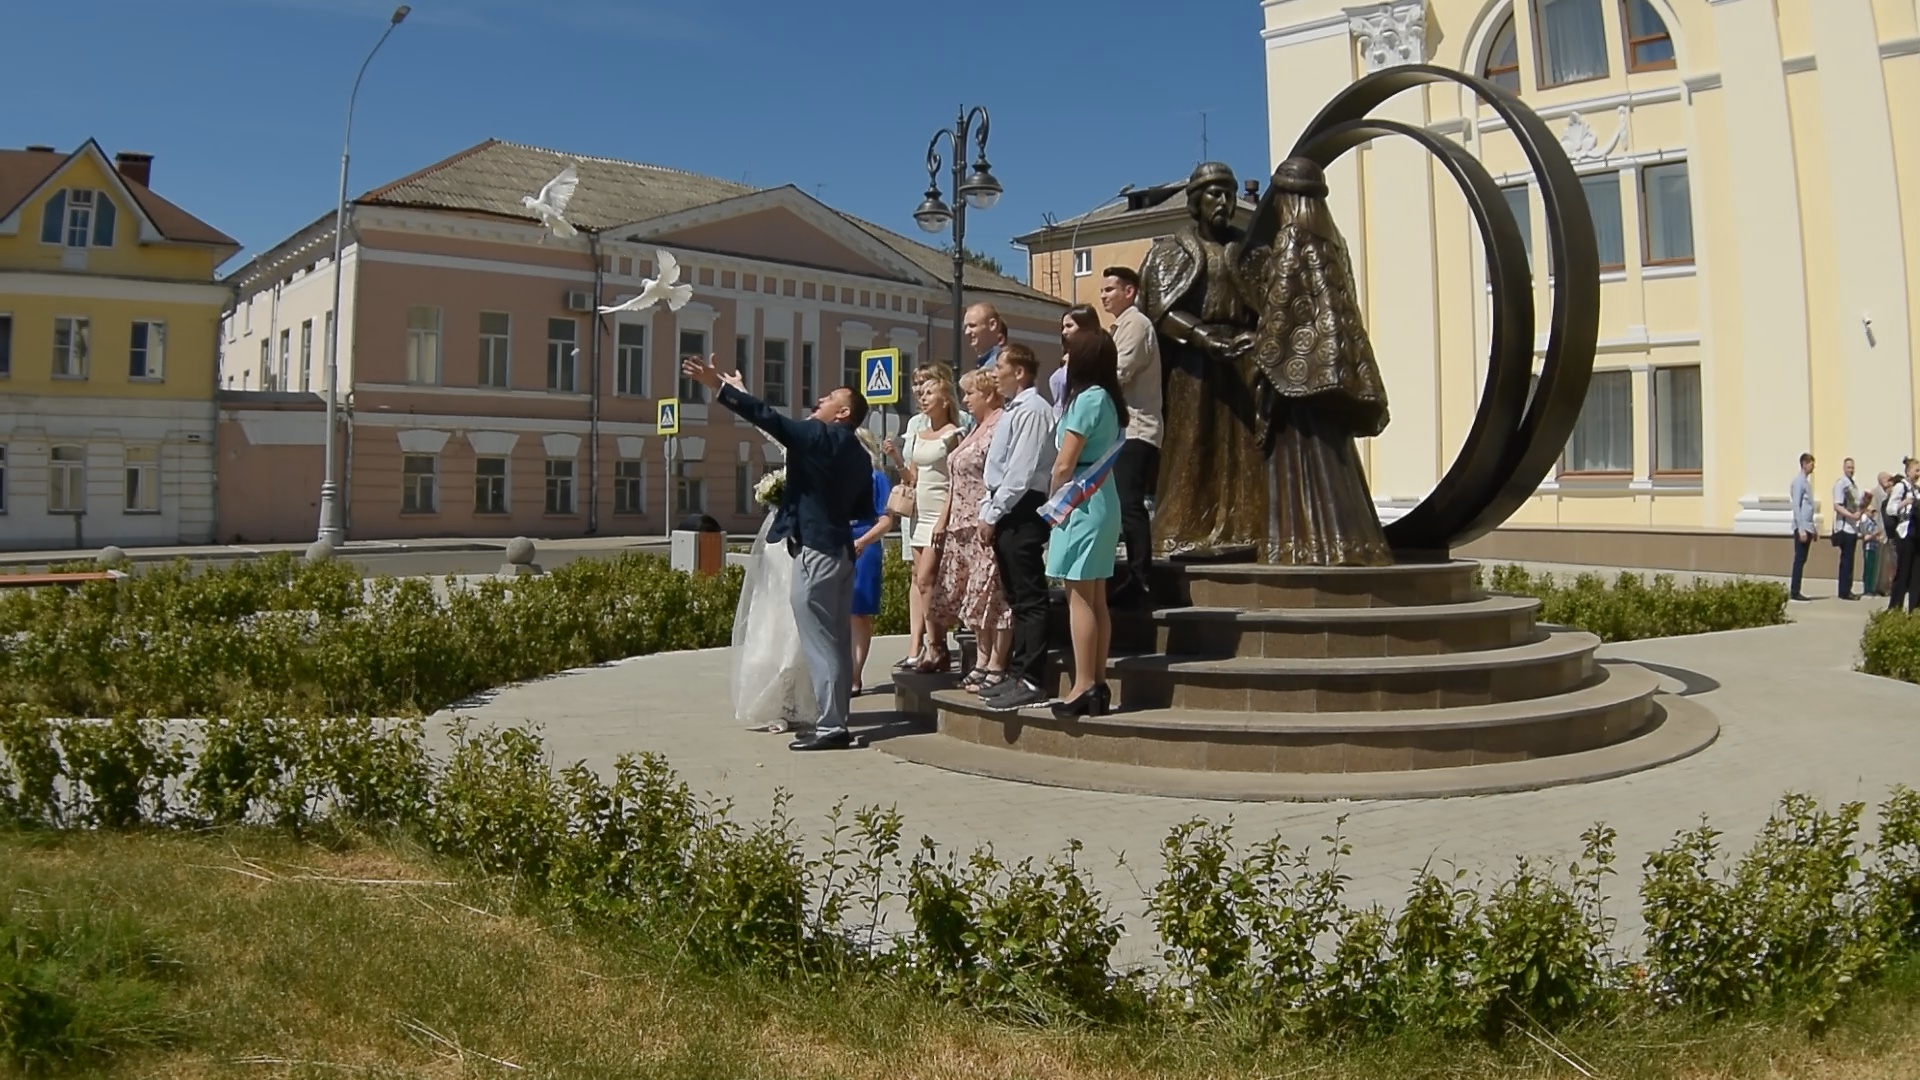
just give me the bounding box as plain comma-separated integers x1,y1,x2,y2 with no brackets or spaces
681,353,874,750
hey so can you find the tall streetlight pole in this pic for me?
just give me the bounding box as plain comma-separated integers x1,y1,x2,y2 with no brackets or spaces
913,105,1002,380
316,4,410,545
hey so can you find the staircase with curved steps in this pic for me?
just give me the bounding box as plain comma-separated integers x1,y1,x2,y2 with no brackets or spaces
883,561,1719,800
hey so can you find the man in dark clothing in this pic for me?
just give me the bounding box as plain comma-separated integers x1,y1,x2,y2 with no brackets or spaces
682,353,872,750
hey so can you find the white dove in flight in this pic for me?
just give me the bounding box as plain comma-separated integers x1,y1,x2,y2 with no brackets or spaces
521,163,579,241
599,250,694,314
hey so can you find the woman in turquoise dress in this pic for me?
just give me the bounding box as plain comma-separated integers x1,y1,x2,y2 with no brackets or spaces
1047,328,1128,718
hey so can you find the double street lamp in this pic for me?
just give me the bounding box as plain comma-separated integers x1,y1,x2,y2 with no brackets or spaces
317,4,410,546
913,105,1002,378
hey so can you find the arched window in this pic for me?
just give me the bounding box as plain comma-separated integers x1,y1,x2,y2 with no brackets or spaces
1621,0,1675,71
1532,0,1610,88
1483,13,1521,91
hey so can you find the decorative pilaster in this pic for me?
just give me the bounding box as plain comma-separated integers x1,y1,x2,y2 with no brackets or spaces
1345,2,1427,72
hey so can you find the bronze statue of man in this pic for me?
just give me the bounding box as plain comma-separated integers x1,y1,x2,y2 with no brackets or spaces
1139,162,1271,561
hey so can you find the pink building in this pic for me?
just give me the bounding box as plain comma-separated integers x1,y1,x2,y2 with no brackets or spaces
217,140,1063,543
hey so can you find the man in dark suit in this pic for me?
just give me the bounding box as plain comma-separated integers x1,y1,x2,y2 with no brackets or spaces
681,353,873,751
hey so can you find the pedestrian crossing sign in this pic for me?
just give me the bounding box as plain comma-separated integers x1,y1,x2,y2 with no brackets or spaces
656,398,679,435
860,348,901,405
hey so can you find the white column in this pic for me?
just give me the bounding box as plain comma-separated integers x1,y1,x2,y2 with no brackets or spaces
1712,0,1815,534
1810,1,1914,472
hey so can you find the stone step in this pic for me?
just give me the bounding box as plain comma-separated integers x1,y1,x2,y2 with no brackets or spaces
936,662,1656,772
1154,594,1541,659
1099,630,1598,712
884,687,1717,801
1156,559,1478,610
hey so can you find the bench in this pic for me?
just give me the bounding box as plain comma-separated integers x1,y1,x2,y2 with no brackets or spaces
0,571,124,589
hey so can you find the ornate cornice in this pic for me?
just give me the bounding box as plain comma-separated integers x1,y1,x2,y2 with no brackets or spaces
1346,2,1426,73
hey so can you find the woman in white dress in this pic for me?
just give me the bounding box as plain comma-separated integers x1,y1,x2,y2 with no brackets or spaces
898,369,962,673
729,463,817,733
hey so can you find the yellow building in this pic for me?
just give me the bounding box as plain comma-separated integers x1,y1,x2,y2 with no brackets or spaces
0,140,238,549
1263,0,1920,572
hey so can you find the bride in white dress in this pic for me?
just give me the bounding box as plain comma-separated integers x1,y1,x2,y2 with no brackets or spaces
729,465,817,732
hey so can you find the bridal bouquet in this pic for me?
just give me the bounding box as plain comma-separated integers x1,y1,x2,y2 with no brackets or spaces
753,468,787,508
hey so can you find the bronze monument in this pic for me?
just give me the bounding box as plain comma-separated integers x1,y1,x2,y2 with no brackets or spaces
1139,162,1270,562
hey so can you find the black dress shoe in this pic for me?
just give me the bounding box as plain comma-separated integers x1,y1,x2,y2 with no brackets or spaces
789,728,853,752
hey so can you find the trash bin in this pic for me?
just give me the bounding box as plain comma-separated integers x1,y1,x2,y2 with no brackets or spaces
671,513,726,577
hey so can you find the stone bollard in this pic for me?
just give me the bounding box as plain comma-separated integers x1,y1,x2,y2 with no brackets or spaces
500,536,542,577
97,545,129,569
303,538,335,564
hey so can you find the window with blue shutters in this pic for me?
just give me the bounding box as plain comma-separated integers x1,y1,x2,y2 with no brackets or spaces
38,189,116,248
40,191,65,244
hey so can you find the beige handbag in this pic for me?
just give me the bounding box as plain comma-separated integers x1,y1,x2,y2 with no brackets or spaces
885,482,917,518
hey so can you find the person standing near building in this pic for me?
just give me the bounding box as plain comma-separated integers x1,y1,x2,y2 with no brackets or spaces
1101,266,1162,606
1789,452,1815,602
977,343,1058,712
1888,459,1920,612
1832,457,1863,601
964,302,1008,369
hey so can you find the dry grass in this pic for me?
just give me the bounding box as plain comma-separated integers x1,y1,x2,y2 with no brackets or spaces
4,827,1919,1080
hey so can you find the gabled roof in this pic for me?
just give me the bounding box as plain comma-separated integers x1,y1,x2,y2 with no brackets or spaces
357,138,1055,304
0,140,237,248
1014,179,1258,247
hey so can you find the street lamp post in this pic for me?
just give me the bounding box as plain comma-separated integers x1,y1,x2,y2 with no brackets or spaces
913,105,1002,379
316,4,410,545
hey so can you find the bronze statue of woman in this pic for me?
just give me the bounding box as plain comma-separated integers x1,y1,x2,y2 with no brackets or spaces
1235,156,1394,567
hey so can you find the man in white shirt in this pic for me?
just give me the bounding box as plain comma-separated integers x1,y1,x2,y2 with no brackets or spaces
1101,266,1163,606
1832,457,1863,601
1788,452,1815,602
1888,458,1920,611
977,342,1058,711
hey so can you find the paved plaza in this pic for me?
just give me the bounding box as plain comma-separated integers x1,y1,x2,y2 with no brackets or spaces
436,568,1920,966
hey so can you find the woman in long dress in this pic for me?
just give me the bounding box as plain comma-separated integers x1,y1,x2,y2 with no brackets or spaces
729,469,817,732
930,367,1014,694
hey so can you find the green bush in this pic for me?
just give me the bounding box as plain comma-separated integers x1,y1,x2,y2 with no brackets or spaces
1859,609,1920,683
3,712,1920,1045
1479,564,1788,642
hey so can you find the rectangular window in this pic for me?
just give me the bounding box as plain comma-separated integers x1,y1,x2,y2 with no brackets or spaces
259,340,272,390
734,333,752,391
129,320,167,380
1653,365,1703,473
1581,173,1625,270
1501,186,1532,271
474,457,508,514
1072,249,1092,276
123,446,159,513
1641,162,1695,265
1564,369,1634,474
323,311,335,386
53,316,89,378
1622,0,1676,71
0,313,11,377
64,189,95,248
734,460,752,514
401,454,437,513
479,311,511,388
800,342,816,412
298,319,312,391
677,329,708,403
614,460,645,514
615,322,646,396
0,445,7,512
1532,0,1610,88
279,329,291,389
547,318,578,391
762,339,789,407
545,458,575,513
406,306,442,384
842,346,862,390
48,445,84,513
675,460,704,513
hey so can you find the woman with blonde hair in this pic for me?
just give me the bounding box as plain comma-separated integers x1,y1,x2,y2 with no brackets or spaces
884,365,964,673
930,366,1014,692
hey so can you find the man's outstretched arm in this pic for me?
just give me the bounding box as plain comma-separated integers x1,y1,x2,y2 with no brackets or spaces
681,354,812,449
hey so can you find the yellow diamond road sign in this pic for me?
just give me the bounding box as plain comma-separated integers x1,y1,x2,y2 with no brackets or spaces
656,398,679,435
860,348,900,405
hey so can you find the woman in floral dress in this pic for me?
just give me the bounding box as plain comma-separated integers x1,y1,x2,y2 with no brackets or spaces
930,367,1013,693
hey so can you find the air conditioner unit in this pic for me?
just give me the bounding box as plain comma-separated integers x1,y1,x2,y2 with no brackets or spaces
565,290,594,313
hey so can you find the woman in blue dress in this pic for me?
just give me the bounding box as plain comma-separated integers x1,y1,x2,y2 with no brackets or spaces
850,427,893,696
1048,328,1128,718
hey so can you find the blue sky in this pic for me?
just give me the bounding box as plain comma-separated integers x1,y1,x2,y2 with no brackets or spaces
5,0,1275,279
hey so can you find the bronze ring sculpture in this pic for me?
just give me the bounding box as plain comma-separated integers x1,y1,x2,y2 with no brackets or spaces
1285,64,1600,559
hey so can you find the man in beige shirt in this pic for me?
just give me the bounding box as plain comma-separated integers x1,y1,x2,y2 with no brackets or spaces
1101,266,1163,605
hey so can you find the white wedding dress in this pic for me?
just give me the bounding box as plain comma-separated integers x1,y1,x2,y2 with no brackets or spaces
730,513,817,730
